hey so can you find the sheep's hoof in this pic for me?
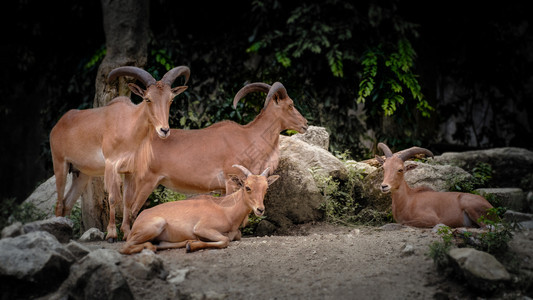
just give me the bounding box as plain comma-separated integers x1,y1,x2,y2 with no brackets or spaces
186,242,192,253
107,237,116,243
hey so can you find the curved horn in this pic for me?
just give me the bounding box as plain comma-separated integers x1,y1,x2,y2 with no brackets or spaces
260,168,271,177
377,143,393,158
265,82,289,108
107,66,156,87
161,66,190,86
396,147,434,162
233,82,271,109
232,164,253,177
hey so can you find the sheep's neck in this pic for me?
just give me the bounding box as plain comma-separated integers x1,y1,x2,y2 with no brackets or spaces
391,180,414,221
220,189,253,229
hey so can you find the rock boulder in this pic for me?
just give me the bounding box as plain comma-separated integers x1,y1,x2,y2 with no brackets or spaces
448,247,511,291
0,231,75,299
292,125,330,150
434,147,533,190
261,134,347,233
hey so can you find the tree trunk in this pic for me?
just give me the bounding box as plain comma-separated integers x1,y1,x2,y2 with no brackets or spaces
81,0,150,234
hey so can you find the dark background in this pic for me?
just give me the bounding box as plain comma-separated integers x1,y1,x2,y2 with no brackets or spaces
1,1,531,203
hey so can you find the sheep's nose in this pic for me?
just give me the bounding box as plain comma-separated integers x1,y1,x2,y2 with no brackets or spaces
160,127,170,135
256,207,265,216
380,184,391,193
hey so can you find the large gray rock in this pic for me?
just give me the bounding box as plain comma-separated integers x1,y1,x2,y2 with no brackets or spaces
502,210,533,230
528,191,533,212
292,125,330,150
51,248,176,300
448,247,511,290
65,240,92,260
23,175,118,235
0,231,75,299
52,249,133,300
279,135,347,179
121,249,168,280
434,147,533,190
263,155,324,231
503,210,533,223
23,216,74,243
79,227,105,242
476,188,526,212
1,221,24,238
22,175,72,219
404,161,472,192
262,134,347,233
0,236,178,300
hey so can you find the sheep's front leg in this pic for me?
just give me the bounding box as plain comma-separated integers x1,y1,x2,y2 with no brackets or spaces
120,216,166,254
228,230,242,241
104,164,122,242
186,227,230,252
157,241,190,250
121,173,136,240
122,174,162,240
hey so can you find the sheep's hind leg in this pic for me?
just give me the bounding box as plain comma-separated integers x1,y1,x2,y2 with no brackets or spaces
462,210,475,227
53,159,69,216
63,172,91,215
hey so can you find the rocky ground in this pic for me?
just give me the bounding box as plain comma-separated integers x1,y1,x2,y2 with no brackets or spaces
82,222,533,299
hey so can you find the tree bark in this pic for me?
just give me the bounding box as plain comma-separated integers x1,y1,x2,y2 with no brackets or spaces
81,0,150,233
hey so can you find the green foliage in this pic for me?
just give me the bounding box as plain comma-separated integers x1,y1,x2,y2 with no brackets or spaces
248,2,353,77
449,162,494,193
428,210,518,270
428,225,453,269
152,49,175,71
242,214,265,236
67,203,83,239
314,170,347,224
0,198,48,230
473,208,516,255
84,46,106,70
334,150,355,164
312,150,392,226
357,39,433,118
311,163,365,226
471,162,493,187
146,185,187,209
245,1,436,156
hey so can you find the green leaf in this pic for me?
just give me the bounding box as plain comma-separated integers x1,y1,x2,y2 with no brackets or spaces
275,51,292,67
246,41,264,53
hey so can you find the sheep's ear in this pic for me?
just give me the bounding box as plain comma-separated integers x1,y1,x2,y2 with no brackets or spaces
229,174,244,188
375,155,385,165
171,85,188,96
128,83,146,98
267,175,280,186
405,164,418,172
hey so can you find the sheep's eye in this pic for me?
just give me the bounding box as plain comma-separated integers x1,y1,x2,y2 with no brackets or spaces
398,169,404,173
245,186,252,192
288,104,294,110
145,98,152,103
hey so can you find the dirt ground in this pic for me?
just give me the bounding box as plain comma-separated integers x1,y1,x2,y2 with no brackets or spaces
86,222,532,300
